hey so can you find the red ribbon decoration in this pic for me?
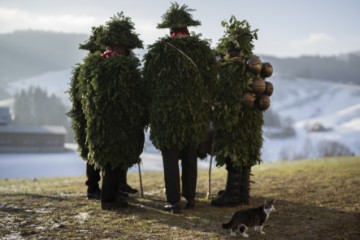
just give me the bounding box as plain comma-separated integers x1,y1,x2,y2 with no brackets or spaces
101,49,119,58
170,31,190,38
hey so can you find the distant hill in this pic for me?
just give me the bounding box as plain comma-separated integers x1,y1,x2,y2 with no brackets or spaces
1,30,359,85
0,30,88,84
261,52,360,85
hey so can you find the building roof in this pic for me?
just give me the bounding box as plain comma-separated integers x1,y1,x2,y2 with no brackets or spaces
0,107,11,125
0,125,67,135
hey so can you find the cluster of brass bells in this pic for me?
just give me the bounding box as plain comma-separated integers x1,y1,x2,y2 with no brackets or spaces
242,56,274,111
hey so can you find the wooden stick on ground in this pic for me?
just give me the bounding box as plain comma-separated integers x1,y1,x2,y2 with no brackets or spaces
138,162,144,197
207,153,214,200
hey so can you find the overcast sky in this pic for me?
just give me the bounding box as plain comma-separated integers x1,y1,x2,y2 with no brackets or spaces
1,0,359,57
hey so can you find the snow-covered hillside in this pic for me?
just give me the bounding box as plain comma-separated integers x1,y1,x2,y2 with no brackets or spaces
262,76,360,161
3,69,360,165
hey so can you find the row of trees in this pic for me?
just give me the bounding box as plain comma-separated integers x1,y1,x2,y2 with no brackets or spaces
10,88,296,144
12,87,74,142
280,139,354,161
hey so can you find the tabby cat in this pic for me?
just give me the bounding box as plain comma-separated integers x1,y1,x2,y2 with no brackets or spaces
222,200,276,238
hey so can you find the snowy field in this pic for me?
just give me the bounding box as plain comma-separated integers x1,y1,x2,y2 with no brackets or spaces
1,70,359,178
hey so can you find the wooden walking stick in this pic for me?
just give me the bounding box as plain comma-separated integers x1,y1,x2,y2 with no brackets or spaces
207,123,216,200
207,144,214,200
138,162,144,197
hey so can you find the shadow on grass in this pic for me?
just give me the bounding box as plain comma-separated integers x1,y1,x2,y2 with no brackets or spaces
1,192,83,201
1,192,359,239
126,194,360,240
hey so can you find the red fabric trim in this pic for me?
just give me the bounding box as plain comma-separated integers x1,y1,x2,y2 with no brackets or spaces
100,50,119,58
170,32,190,38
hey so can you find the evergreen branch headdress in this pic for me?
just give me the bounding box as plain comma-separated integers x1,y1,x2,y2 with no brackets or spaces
157,2,201,29
79,26,105,52
216,16,258,57
96,12,143,49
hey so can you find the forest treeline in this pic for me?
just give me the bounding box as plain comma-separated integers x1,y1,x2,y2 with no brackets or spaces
12,87,74,142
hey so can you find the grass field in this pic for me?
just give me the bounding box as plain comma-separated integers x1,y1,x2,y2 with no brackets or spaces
1,157,359,239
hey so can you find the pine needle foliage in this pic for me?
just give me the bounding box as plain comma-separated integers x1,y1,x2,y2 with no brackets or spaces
216,16,258,57
143,35,217,150
78,54,147,169
96,12,143,49
67,65,88,160
69,13,147,169
79,26,105,53
214,61,263,168
157,2,201,29
214,16,263,168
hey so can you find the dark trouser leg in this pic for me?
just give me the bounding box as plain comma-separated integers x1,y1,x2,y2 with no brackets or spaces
118,167,126,189
85,162,101,199
101,165,121,202
117,167,129,198
239,166,251,205
180,145,197,203
162,147,181,205
101,165,128,210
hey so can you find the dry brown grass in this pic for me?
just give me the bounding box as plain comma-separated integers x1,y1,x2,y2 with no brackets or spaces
1,156,359,239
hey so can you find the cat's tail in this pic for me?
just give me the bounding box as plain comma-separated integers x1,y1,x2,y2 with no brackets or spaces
222,221,231,230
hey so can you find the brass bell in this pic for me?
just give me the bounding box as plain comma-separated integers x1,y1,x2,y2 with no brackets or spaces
242,92,256,109
246,56,262,75
264,81,274,96
261,62,273,78
252,76,266,96
257,95,270,111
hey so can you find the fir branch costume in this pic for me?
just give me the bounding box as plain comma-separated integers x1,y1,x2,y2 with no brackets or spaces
143,36,216,150
80,54,146,169
143,3,217,212
68,64,102,199
68,13,147,209
68,65,88,161
211,16,266,207
214,61,263,168
68,26,105,161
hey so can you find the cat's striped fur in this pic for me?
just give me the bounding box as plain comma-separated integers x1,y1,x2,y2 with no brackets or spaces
222,200,276,238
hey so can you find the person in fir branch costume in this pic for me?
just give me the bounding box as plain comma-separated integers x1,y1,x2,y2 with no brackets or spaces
211,16,266,207
69,12,148,210
143,2,217,213
69,25,140,201
68,25,104,200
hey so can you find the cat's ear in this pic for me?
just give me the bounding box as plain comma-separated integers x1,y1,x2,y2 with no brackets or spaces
264,200,268,205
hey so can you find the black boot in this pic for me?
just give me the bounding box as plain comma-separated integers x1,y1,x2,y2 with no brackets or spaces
119,168,138,194
87,188,101,200
164,202,181,214
239,167,251,205
217,190,225,196
86,163,101,200
211,170,241,207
